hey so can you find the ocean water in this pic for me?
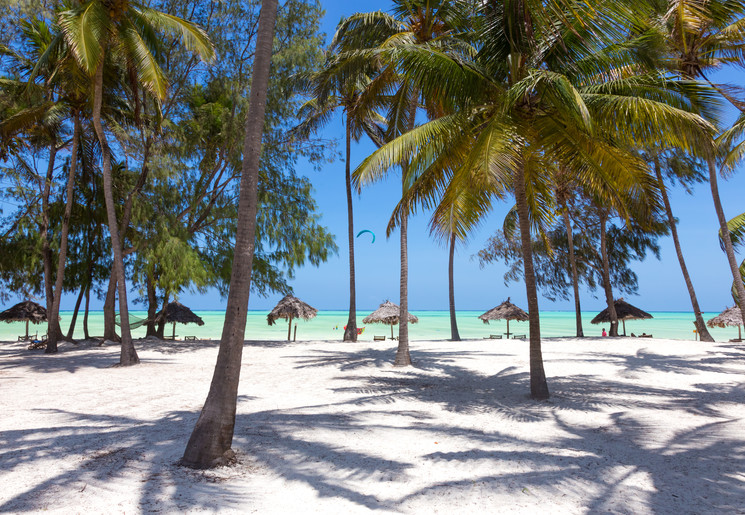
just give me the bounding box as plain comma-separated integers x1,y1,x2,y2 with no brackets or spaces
1,309,741,343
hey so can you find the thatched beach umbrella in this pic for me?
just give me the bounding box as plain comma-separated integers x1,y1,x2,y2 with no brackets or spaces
707,306,743,340
267,294,318,341
478,297,529,338
157,301,204,339
0,300,47,340
363,300,418,339
591,298,653,336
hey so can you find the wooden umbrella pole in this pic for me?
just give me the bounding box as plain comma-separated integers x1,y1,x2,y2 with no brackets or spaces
287,315,293,341
172,322,176,339
26,320,29,339
622,319,626,336
391,324,394,339
506,319,510,338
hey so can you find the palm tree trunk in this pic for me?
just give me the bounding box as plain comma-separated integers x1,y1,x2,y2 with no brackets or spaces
46,112,81,353
562,206,583,337
102,273,119,341
708,159,745,328
514,163,549,400
182,0,279,469
395,207,411,366
598,210,619,337
41,143,63,348
654,159,714,341
343,113,357,342
66,285,85,341
83,283,91,340
448,232,460,341
91,56,138,365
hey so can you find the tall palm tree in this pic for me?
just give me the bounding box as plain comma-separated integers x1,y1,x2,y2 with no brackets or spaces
182,0,278,469
355,0,713,399
338,0,467,366
295,54,384,343
58,0,213,365
646,0,745,327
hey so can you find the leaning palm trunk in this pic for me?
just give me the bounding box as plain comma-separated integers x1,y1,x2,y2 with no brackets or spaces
92,57,138,365
343,114,357,342
514,163,549,400
598,211,619,337
708,159,745,328
46,113,81,352
654,159,714,341
395,207,411,366
182,0,279,469
448,232,461,341
561,205,583,337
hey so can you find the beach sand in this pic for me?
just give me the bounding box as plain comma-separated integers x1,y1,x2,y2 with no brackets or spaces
1,336,744,513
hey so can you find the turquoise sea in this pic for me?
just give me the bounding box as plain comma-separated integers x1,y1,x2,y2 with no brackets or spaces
1,309,741,342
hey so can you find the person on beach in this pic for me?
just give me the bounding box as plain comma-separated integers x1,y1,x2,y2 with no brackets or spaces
602,328,607,337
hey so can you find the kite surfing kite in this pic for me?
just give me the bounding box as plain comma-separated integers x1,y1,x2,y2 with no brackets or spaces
356,229,375,243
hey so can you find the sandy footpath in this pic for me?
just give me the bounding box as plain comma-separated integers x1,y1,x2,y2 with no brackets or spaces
1,336,744,514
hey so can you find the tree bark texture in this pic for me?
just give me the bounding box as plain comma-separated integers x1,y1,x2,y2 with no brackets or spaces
448,232,460,341
598,211,619,337
181,0,279,469
66,285,85,341
562,209,584,337
343,113,357,342
41,143,62,351
47,113,81,352
654,159,714,341
514,163,549,400
92,57,138,365
708,159,745,328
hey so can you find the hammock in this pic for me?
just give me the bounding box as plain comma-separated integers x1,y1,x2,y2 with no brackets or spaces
114,313,150,330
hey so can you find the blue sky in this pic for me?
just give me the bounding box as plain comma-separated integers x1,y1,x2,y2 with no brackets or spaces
63,0,745,314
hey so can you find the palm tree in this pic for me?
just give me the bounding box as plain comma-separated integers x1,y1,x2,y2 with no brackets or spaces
338,0,467,366
354,0,713,398
181,0,278,469
58,0,213,365
646,0,745,327
295,52,384,343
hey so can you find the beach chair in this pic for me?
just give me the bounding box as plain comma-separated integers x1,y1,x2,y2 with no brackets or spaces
488,334,502,339
639,333,653,338
373,335,386,341
184,336,197,341
513,334,526,339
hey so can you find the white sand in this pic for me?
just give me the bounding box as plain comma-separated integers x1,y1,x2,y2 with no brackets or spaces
1,336,744,514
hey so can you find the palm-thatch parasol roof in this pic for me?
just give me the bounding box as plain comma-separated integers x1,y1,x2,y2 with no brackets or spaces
591,298,652,336
156,301,204,339
267,294,318,341
363,300,418,338
478,297,528,338
0,300,47,340
707,305,743,340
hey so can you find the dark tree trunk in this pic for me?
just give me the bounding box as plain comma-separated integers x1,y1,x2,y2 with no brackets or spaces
102,274,120,341
395,204,411,366
182,0,279,469
92,56,138,365
514,163,549,400
145,271,158,337
708,159,745,328
343,113,357,342
654,158,714,341
561,207,583,337
598,211,619,337
47,112,81,353
41,143,63,351
448,232,460,341
66,285,85,341
156,294,169,339
83,284,91,340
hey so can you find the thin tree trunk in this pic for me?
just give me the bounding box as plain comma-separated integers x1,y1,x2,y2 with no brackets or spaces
561,207,583,337
102,274,119,341
146,270,158,337
46,113,81,352
182,0,279,469
448,232,460,341
514,163,549,400
83,283,91,340
91,56,138,365
343,113,357,342
654,158,714,341
156,293,169,339
708,159,745,328
41,143,62,348
66,285,85,341
598,211,619,337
